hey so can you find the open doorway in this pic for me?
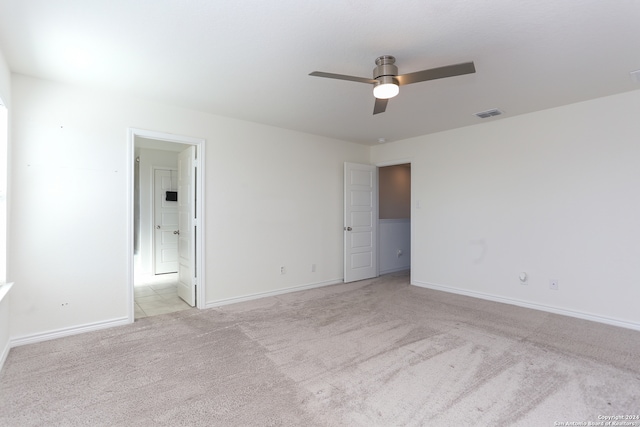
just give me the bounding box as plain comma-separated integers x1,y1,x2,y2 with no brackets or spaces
378,163,411,275
134,140,185,318
127,129,206,322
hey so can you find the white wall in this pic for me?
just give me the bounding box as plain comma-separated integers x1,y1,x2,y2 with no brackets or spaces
0,49,10,280
371,90,640,329
0,48,11,369
379,219,410,274
9,74,369,342
0,49,8,106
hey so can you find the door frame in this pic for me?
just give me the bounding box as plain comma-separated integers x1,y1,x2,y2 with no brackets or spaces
126,128,206,322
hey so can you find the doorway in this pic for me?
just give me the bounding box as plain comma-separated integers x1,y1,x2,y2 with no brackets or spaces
127,128,206,322
378,163,411,275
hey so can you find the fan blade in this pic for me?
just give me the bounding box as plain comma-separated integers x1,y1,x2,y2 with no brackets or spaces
396,61,475,86
373,98,388,115
309,71,376,85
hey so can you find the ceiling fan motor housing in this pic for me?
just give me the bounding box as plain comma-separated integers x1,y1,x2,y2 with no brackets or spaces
373,55,399,86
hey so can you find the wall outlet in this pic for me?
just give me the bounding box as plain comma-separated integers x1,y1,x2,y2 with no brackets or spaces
311,263,316,272
280,266,286,275
519,272,528,285
549,279,559,290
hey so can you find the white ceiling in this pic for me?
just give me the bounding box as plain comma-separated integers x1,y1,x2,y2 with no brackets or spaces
0,0,639,146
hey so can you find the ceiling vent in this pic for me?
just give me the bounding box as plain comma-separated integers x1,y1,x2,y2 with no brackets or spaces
474,109,503,119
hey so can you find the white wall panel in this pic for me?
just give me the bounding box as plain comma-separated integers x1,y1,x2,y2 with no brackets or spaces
372,90,640,328
0,50,10,367
8,74,368,340
379,219,410,274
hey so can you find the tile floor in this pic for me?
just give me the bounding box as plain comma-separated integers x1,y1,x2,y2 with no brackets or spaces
134,273,192,319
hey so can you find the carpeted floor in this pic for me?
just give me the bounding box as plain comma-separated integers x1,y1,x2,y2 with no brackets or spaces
1,272,639,426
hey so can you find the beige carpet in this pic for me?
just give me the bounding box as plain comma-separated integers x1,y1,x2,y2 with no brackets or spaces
1,272,639,426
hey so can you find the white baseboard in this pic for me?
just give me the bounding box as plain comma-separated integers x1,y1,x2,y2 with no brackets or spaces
412,280,640,331
205,278,343,308
0,282,14,372
10,279,341,347
10,317,131,348
0,339,9,373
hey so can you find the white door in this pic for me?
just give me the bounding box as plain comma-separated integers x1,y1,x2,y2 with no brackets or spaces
154,169,178,274
177,146,197,306
344,162,378,282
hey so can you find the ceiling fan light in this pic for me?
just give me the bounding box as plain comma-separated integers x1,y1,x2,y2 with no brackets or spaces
373,81,399,99
373,75,399,99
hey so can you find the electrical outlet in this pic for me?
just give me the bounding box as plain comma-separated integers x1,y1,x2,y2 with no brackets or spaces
549,279,559,290
280,266,286,275
311,264,316,272
519,272,528,285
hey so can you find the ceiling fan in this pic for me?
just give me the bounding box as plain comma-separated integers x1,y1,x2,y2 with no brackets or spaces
309,55,476,115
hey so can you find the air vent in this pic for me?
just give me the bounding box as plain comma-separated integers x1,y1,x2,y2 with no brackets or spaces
474,109,503,119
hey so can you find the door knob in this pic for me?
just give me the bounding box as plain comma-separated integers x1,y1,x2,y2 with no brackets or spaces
173,230,180,235
156,225,160,229
344,227,352,231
